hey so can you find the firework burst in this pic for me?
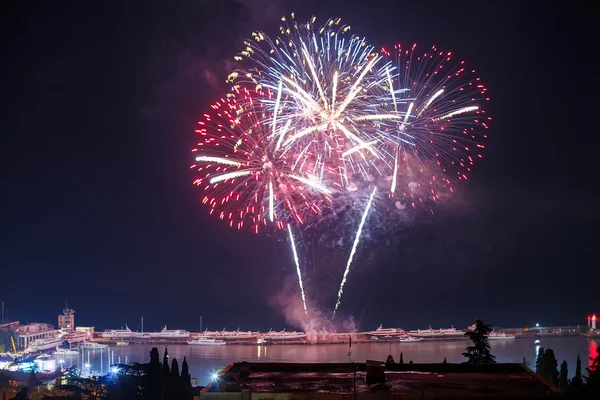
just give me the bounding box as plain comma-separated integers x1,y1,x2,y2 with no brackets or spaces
227,14,403,190
191,88,333,233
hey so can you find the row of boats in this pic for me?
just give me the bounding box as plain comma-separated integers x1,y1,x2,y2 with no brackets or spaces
367,325,516,340
101,325,308,341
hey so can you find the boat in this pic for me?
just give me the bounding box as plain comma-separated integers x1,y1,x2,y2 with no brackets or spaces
102,324,138,339
399,336,423,343
115,341,129,346
187,337,226,346
36,353,51,359
367,324,404,337
222,329,259,340
489,332,516,340
53,347,79,356
25,337,64,353
60,331,89,344
409,326,465,339
81,342,109,349
149,326,190,339
263,329,306,340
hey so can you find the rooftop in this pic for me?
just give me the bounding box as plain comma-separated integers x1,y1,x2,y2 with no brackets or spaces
202,362,561,399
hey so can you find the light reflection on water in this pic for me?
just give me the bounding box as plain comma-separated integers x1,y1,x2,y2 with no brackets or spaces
49,336,596,385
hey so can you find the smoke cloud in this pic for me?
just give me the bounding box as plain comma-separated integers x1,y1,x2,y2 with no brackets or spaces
269,276,357,342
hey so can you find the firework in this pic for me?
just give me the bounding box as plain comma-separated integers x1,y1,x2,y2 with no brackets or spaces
368,43,490,209
332,186,377,319
287,225,307,314
191,88,333,233
227,14,400,189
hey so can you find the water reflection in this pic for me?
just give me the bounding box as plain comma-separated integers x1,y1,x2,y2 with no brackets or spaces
46,336,592,385
589,340,598,369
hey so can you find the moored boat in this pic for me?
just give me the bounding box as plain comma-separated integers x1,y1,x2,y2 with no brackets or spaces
188,337,226,346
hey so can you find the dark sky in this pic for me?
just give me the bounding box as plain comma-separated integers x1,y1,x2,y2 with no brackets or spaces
2,0,597,332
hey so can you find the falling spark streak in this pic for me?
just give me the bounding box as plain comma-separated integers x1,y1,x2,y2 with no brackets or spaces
390,150,398,193
331,71,338,111
386,66,397,112
270,80,283,138
403,102,414,124
342,140,378,158
209,170,253,184
288,224,307,315
274,119,292,152
195,156,242,167
435,106,479,121
287,174,332,194
268,180,274,222
417,89,444,117
332,187,377,319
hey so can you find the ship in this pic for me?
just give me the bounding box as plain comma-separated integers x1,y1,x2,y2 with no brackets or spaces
102,324,138,339
25,337,64,353
222,329,259,340
81,342,109,349
53,347,79,356
488,332,516,340
60,331,89,344
398,335,423,343
148,326,190,338
367,324,404,337
188,336,226,346
263,329,306,340
409,326,465,339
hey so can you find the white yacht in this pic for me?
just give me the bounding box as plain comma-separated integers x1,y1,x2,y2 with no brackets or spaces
115,341,129,346
149,326,190,338
399,336,423,343
263,329,306,340
489,332,516,340
81,342,109,349
102,325,137,338
53,347,79,356
409,326,465,339
26,337,64,353
222,330,259,340
188,337,226,346
60,331,89,344
367,324,403,337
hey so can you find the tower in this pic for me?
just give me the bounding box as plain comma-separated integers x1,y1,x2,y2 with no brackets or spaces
58,302,75,331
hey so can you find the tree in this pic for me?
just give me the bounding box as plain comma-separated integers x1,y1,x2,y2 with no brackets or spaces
535,347,545,374
399,352,404,364
462,319,496,364
540,349,559,386
443,357,447,364
558,360,568,392
385,355,394,366
566,354,584,397
408,360,413,364
181,357,192,389
162,347,170,375
171,358,180,383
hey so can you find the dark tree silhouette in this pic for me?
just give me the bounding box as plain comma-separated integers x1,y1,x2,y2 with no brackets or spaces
540,349,558,386
462,320,496,364
535,347,545,374
443,357,447,364
566,354,584,397
399,352,404,364
181,357,192,389
170,358,180,383
385,355,394,366
408,360,413,364
162,347,170,374
558,360,568,392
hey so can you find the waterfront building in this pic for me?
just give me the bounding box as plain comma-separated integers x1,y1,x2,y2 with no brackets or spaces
58,303,75,331
14,323,58,350
202,361,561,399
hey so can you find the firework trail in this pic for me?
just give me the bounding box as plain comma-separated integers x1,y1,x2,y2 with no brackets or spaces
287,224,307,314
191,88,333,233
332,186,377,319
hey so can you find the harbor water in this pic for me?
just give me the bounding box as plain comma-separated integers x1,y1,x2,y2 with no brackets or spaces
54,336,598,385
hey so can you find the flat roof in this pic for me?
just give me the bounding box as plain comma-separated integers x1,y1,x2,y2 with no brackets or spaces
203,362,561,398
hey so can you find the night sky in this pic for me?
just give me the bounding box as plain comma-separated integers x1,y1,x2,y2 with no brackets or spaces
2,1,597,333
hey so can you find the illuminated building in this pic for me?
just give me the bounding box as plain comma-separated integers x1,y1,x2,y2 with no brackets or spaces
14,323,58,350
58,303,75,331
